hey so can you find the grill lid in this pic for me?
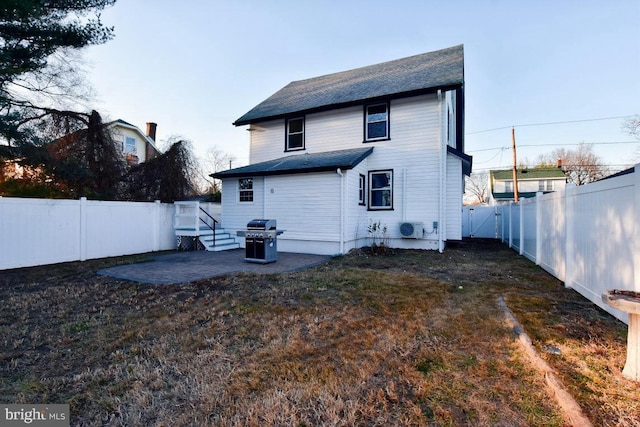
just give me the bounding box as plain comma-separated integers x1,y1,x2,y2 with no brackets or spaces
247,219,277,230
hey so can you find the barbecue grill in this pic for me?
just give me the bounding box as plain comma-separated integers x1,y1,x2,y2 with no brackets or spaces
244,219,278,263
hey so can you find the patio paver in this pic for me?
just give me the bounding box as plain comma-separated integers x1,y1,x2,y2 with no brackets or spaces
97,249,333,285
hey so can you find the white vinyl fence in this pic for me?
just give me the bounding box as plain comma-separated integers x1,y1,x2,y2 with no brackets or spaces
0,197,176,270
465,165,640,324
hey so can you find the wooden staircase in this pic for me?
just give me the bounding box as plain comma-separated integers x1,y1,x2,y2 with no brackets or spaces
173,201,239,252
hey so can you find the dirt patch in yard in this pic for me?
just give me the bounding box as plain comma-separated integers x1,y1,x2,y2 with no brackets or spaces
1,239,637,426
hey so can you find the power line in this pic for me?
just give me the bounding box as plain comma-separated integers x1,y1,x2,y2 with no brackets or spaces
468,140,638,154
474,147,507,164
466,115,636,135
470,163,635,174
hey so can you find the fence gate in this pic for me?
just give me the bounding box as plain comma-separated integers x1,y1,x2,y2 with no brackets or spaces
462,206,499,238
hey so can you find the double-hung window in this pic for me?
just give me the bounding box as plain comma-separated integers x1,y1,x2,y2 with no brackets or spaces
239,178,253,202
505,181,514,193
368,170,393,210
286,117,305,151
538,180,554,191
124,136,136,154
364,103,389,141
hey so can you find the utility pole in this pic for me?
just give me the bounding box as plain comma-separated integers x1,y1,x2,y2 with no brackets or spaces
511,127,519,203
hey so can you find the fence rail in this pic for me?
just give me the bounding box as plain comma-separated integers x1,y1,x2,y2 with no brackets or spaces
464,165,639,324
0,197,176,270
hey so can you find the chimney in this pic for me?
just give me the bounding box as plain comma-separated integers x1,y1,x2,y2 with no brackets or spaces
557,158,563,168
146,122,157,141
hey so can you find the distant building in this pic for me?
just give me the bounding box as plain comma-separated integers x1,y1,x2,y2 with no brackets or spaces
106,120,161,165
488,168,566,205
1,120,161,181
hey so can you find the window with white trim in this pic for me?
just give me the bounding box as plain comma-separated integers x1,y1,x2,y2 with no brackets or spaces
505,181,514,192
124,136,136,154
538,180,554,191
286,117,305,151
364,103,389,141
239,178,253,202
368,170,393,210
358,174,366,205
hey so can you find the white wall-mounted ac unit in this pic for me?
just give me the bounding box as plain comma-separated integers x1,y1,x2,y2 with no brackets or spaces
399,222,424,239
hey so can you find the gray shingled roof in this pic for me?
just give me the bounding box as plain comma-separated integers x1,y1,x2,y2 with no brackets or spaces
234,45,464,126
211,147,374,178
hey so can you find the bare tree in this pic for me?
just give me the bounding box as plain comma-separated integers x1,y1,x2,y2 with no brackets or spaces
535,143,608,185
464,172,489,205
622,115,640,162
622,116,640,138
200,145,237,195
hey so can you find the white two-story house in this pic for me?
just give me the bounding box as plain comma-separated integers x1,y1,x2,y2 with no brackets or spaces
213,45,471,255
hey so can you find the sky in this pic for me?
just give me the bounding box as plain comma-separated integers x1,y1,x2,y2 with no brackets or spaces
82,0,640,175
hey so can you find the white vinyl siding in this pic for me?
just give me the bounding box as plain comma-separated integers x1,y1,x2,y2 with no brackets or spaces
110,126,150,162
264,173,341,242
222,92,457,253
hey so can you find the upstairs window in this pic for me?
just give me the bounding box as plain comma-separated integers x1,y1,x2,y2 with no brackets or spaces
364,103,389,141
239,178,253,202
505,181,514,193
124,136,136,154
538,180,554,191
368,170,393,210
286,117,305,151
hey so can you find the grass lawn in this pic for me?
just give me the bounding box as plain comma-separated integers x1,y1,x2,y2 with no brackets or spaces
1,239,638,426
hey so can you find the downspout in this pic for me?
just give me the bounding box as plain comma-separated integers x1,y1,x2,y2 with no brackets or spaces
336,168,345,254
263,176,267,218
402,168,407,222
437,90,446,253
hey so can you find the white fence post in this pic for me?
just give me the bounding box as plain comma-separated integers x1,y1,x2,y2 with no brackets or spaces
79,197,87,261
564,185,574,289
500,205,505,243
635,165,640,294
154,200,161,252
536,192,542,265
510,202,514,248
519,201,524,256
